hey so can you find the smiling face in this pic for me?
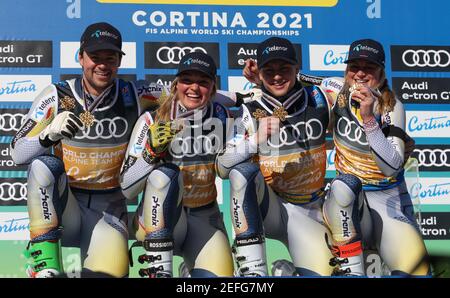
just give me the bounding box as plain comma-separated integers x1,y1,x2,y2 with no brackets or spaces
258,59,299,97
345,59,383,89
79,50,121,96
176,71,215,110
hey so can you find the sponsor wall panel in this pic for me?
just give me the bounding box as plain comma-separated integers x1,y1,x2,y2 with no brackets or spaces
411,145,450,172
227,43,302,69
60,42,136,69
144,42,220,69
0,41,52,68
0,212,29,240
393,77,450,104
309,44,348,71
0,178,27,206
0,75,52,102
391,46,450,72
406,111,450,138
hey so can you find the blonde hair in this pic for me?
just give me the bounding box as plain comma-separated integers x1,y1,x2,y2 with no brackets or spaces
342,67,396,115
154,78,180,123
154,76,217,122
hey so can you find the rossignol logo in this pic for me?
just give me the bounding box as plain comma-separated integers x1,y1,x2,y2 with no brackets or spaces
91,30,118,40
263,45,288,55
11,119,36,148
39,187,52,221
147,241,173,249
183,57,210,68
236,236,263,246
340,210,351,237
353,44,379,54
151,195,161,226
232,197,242,229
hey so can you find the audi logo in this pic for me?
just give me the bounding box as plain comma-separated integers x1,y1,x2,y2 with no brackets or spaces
170,134,222,158
156,46,207,64
336,117,368,146
402,49,450,68
0,182,27,201
0,113,27,132
74,117,128,140
267,119,323,148
413,149,450,167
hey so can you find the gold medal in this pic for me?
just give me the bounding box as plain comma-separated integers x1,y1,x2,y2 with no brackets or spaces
252,109,268,120
60,96,76,111
337,94,346,108
273,106,288,121
79,111,95,127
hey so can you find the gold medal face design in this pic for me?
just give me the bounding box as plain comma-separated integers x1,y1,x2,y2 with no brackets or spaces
79,111,95,127
60,96,76,111
252,109,268,120
273,106,288,121
338,94,346,108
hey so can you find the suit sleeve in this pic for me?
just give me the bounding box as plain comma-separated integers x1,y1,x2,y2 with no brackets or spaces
10,84,58,165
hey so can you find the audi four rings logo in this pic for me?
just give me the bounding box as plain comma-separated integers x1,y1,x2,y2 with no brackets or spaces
413,148,450,168
74,117,128,140
170,135,222,158
268,119,323,148
0,113,27,132
0,182,27,201
336,117,368,146
156,46,207,64
402,49,450,67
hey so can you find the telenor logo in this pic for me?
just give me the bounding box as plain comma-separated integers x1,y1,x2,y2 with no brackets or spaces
353,44,379,54
91,30,119,40
263,45,288,55
183,57,210,67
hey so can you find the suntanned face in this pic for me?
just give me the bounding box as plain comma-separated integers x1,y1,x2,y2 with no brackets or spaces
345,59,383,89
79,50,121,96
176,71,215,110
258,60,299,97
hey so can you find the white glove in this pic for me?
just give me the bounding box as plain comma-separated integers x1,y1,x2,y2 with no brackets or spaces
39,111,84,147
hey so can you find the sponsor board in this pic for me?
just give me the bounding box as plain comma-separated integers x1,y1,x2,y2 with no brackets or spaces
228,43,302,69
0,144,27,171
60,42,136,68
227,76,256,92
144,42,220,69
0,212,29,240
419,212,450,240
406,111,450,138
409,177,450,205
392,77,450,104
145,74,176,90
391,46,450,72
0,41,52,67
309,44,348,71
0,75,52,102
0,178,27,206
411,144,450,172
0,108,28,136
